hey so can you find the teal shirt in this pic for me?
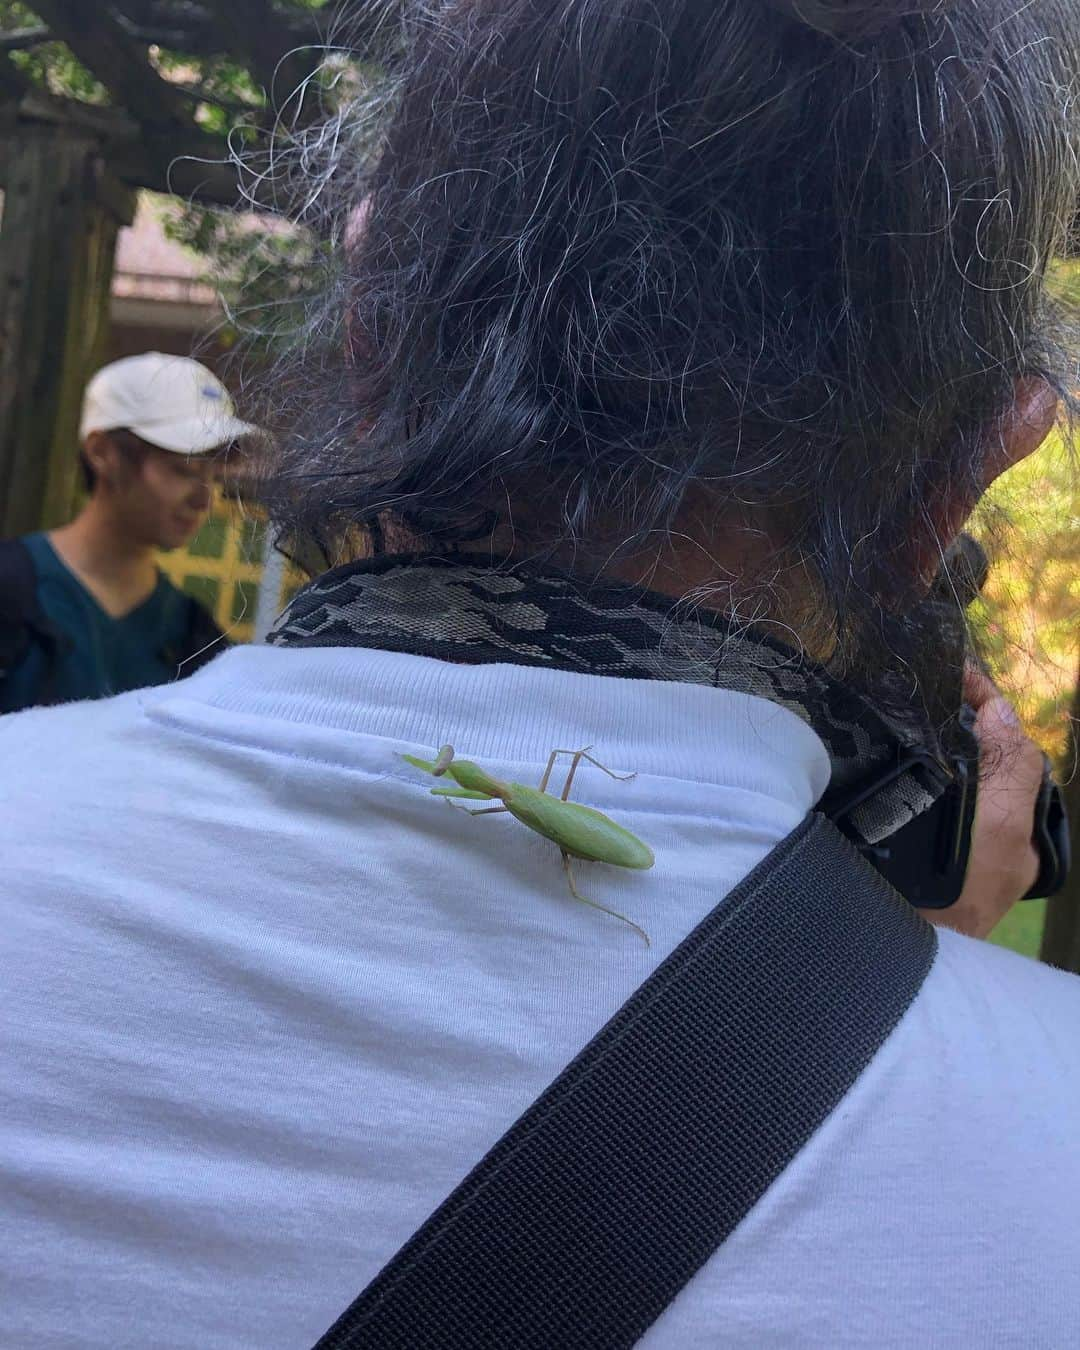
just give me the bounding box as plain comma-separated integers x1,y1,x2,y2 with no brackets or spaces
1,533,197,714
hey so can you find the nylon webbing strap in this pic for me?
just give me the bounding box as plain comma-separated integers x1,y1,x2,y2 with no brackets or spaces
313,812,937,1350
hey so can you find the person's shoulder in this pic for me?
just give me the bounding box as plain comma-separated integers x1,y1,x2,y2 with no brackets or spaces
2,692,163,859
8,531,61,579
0,537,49,700
929,925,1080,1064
935,923,1080,996
0,533,41,590
13,531,47,558
0,686,149,758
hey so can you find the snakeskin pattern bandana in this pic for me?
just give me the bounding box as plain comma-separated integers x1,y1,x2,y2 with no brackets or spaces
269,554,951,844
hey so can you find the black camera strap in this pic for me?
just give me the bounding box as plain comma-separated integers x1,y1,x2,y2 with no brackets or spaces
273,554,1071,911
312,813,937,1350
270,554,952,850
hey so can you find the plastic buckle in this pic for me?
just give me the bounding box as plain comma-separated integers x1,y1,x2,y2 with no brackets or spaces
830,745,1072,909
827,748,975,910
826,747,950,836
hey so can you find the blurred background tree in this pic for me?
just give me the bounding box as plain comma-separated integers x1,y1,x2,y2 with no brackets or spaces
0,0,361,536
973,260,1079,962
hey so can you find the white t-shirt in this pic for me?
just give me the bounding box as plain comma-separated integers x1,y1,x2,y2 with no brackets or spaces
3,644,1080,1349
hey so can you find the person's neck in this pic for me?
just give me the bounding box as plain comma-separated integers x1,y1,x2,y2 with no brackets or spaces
49,501,159,619
494,501,839,664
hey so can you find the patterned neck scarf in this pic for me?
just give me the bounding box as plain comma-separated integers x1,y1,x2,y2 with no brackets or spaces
270,553,956,845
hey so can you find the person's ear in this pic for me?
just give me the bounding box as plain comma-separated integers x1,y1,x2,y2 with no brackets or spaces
918,376,1059,585
81,431,123,489
983,376,1060,486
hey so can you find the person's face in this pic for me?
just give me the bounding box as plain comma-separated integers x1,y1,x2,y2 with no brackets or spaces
92,433,223,550
133,446,221,550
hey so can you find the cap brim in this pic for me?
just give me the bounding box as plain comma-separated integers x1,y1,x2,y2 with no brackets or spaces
128,414,260,455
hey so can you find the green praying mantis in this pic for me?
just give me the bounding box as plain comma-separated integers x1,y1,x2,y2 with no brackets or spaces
401,744,655,944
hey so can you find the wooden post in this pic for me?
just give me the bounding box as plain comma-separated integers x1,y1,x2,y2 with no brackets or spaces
0,128,134,538
1039,662,1080,972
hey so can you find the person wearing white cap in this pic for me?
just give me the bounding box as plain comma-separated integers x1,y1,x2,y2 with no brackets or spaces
0,352,256,714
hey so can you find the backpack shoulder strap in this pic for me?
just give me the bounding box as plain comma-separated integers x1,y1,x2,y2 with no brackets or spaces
0,537,41,619
312,812,937,1350
0,538,60,683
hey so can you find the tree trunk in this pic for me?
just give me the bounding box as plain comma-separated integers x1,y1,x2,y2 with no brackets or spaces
0,129,134,538
1039,662,1080,971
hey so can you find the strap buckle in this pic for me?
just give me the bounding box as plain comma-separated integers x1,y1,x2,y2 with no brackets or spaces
827,748,975,910
829,744,1072,910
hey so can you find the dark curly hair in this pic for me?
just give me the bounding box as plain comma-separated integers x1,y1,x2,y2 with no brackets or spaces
257,0,1080,686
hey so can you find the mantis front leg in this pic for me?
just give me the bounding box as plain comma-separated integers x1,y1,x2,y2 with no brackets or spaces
437,795,510,817
431,745,456,776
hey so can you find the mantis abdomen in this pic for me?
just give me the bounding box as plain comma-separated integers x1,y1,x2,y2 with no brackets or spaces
503,787,655,869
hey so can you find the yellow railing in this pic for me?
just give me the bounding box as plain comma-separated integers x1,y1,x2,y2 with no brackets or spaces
157,496,301,642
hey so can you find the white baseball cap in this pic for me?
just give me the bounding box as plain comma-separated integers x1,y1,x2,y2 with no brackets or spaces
79,352,258,455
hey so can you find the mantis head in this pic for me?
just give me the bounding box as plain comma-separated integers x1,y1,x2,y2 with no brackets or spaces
401,746,505,799
401,744,456,776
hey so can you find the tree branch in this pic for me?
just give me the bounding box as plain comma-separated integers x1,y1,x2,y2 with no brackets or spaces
205,0,320,116
29,0,192,130
113,127,285,208
112,0,215,23
170,80,265,116
8,85,139,141
2,83,252,207
113,2,326,62
0,27,52,53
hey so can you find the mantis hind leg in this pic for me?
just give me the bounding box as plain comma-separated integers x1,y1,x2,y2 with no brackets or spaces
561,852,651,947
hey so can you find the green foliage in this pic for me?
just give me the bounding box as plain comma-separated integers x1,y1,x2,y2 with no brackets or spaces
970,431,1078,759
965,262,1080,763
0,1,107,102
150,47,266,134
990,899,1047,959
0,2,335,126
11,41,107,102
1050,258,1080,310
161,199,332,356
1,0,355,352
